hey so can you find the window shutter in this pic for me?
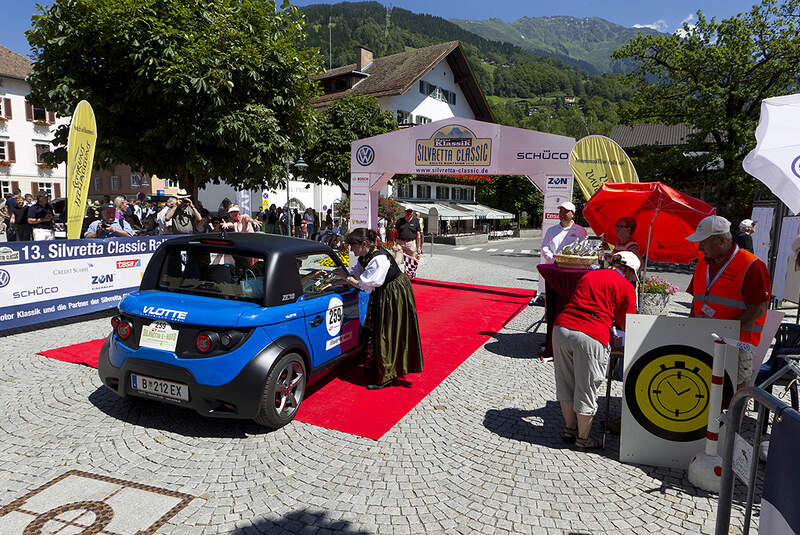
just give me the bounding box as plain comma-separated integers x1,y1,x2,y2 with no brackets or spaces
7,142,15,162
54,183,61,198
11,181,19,193
47,111,55,123
3,98,11,119
25,102,32,121
32,182,39,196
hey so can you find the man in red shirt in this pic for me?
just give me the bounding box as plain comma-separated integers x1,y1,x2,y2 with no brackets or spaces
686,215,770,389
553,251,638,451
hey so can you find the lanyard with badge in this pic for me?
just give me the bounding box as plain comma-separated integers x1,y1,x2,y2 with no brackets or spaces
700,245,739,318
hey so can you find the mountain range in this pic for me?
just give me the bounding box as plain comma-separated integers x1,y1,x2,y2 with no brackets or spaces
448,16,661,75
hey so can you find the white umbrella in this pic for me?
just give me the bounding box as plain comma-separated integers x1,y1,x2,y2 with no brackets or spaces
743,93,800,214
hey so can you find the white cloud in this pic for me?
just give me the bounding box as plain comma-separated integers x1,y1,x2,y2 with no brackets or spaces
681,13,696,25
633,20,668,32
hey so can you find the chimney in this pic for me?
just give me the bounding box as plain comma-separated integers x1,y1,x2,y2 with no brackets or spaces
355,46,373,71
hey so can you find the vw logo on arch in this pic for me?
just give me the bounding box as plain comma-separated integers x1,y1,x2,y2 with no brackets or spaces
0,269,9,288
792,155,800,180
355,145,375,166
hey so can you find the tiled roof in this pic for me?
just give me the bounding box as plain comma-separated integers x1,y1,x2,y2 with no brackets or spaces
609,123,709,148
313,41,493,122
0,45,32,80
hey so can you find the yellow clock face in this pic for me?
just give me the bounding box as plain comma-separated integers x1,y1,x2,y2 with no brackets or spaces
625,345,733,442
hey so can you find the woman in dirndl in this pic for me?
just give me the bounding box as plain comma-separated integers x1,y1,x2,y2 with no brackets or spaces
341,228,423,389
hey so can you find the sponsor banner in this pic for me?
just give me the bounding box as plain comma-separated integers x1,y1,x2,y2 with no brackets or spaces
542,176,574,238
66,101,98,240
0,236,171,332
415,124,492,169
569,135,638,201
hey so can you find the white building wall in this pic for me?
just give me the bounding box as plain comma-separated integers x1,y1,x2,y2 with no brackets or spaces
0,76,68,197
199,178,345,218
387,61,476,123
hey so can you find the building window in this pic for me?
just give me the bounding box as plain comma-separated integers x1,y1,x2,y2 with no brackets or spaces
416,184,431,199
35,143,51,164
415,115,431,125
93,176,102,191
129,174,141,188
110,175,121,190
37,181,53,197
163,178,179,189
32,105,47,122
436,186,449,200
1,180,11,197
396,183,413,198
0,141,6,161
466,188,474,202
396,110,412,124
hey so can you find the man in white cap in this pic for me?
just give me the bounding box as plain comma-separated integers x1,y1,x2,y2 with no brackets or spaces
165,189,202,234
733,218,755,253
552,251,638,451
532,200,587,306
686,215,770,390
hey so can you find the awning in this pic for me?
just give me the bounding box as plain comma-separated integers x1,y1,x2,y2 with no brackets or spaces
455,203,515,220
400,202,474,220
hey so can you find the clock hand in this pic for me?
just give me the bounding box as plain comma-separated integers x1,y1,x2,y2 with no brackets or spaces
675,388,691,396
667,382,679,394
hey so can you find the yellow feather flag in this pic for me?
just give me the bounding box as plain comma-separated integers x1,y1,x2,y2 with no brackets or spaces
66,101,97,239
569,135,638,201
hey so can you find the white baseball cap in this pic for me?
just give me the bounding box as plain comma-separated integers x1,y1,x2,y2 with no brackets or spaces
611,251,640,281
558,201,576,212
739,218,754,228
685,215,731,242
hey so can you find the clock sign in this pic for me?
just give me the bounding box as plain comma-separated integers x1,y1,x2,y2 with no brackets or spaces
624,345,733,442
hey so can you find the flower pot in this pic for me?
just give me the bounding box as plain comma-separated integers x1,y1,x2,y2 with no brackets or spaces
639,292,670,315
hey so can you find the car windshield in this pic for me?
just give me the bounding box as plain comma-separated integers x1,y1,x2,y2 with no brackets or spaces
156,246,266,303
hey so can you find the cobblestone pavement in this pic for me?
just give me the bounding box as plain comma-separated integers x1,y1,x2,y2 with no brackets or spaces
0,248,755,534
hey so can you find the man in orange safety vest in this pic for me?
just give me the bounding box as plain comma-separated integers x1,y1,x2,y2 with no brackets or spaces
686,215,770,390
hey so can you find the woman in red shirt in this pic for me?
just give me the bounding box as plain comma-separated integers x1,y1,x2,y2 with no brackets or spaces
552,251,638,451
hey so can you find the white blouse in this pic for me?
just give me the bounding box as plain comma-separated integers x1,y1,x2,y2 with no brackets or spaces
349,254,390,293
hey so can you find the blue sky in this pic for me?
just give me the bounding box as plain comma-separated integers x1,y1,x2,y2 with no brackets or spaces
2,0,761,58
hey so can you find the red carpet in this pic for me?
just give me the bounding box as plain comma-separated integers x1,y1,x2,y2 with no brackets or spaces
295,278,534,439
37,339,102,368
37,279,534,440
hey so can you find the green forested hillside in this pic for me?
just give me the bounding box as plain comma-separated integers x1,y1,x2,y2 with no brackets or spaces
449,16,661,75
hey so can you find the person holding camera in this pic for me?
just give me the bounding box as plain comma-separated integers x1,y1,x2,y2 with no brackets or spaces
84,205,133,238
165,189,202,234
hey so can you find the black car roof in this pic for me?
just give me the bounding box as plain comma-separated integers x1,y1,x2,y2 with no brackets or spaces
140,232,343,307
167,232,335,256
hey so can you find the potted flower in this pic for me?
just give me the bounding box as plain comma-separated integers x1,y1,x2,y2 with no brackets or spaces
0,160,11,168
639,275,679,315
37,161,56,170
32,119,50,128
0,116,8,123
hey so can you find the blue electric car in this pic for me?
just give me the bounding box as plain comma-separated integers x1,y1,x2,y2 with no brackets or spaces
98,233,368,428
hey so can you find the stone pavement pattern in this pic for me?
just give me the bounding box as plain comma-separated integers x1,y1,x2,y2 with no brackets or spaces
0,249,754,534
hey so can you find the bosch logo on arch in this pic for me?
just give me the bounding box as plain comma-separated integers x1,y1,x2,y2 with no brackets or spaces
0,269,9,288
792,155,800,179
355,145,375,166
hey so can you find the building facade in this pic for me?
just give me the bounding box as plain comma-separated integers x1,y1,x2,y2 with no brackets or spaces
0,45,67,200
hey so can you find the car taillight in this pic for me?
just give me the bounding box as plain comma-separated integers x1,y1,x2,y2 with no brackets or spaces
196,332,215,353
111,316,120,329
116,320,132,340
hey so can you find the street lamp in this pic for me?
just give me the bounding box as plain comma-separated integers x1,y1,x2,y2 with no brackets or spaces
285,153,308,209
286,153,307,235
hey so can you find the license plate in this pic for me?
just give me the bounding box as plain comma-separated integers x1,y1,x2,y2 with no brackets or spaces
139,321,179,352
130,373,189,401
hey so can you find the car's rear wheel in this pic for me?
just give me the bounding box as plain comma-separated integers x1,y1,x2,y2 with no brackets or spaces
254,353,307,428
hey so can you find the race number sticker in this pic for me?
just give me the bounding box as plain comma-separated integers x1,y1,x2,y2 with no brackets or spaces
326,296,344,336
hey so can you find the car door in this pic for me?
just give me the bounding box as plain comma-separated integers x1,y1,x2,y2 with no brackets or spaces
296,253,361,368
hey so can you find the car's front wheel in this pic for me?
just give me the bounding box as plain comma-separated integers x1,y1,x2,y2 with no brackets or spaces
254,353,307,428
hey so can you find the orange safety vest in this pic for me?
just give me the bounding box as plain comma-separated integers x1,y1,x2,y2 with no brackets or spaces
691,246,767,346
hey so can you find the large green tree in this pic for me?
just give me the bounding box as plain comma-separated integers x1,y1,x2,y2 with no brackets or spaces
303,95,397,193
26,0,323,195
612,0,800,215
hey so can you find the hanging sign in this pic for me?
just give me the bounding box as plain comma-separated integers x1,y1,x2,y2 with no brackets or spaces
569,135,638,201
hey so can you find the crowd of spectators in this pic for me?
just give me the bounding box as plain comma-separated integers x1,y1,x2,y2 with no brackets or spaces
1,188,343,243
